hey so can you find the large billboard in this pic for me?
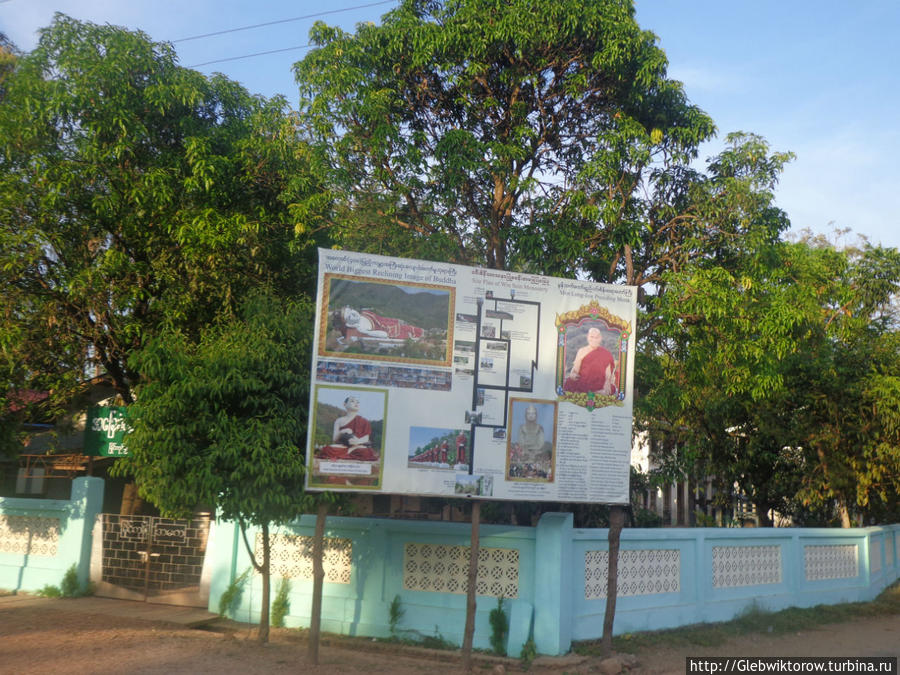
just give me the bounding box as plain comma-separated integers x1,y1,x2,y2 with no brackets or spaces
305,249,636,504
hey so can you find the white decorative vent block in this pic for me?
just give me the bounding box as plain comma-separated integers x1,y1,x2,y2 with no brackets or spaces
712,545,782,588
256,533,352,584
870,540,882,573
584,549,680,600
403,543,519,599
0,515,59,557
804,544,858,581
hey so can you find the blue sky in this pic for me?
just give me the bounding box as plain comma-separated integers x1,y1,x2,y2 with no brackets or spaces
3,0,897,249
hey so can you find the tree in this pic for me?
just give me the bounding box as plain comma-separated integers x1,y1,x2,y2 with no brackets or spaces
788,240,900,525
120,292,326,642
648,234,900,526
0,15,324,424
294,0,714,275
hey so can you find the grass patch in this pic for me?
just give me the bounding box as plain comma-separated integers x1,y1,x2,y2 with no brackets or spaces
35,565,94,599
375,624,457,651
218,568,250,618
575,580,900,656
271,577,291,629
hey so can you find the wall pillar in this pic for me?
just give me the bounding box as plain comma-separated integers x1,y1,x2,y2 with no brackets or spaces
533,512,573,655
68,476,105,586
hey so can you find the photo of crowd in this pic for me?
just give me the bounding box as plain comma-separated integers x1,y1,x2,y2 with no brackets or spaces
316,360,452,391
408,427,471,469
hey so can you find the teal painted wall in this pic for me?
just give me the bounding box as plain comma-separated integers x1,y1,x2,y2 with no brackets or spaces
207,514,900,657
2,486,896,657
0,477,104,592
570,526,900,642
208,515,538,655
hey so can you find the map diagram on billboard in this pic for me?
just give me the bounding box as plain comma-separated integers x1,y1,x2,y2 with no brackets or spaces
306,249,636,504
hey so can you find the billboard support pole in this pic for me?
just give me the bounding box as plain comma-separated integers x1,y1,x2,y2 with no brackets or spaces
601,504,626,655
308,502,328,664
461,499,481,671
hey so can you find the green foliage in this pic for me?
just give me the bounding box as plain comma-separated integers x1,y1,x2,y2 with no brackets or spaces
419,626,456,651
519,637,537,665
0,15,326,413
119,291,320,524
121,291,341,641
35,584,62,598
632,507,663,528
646,228,900,525
60,565,81,598
388,594,405,638
271,577,291,628
381,612,454,651
488,597,509,656
295,0,714,275
218,568,251,618
36,564,92,598
693,511,719,528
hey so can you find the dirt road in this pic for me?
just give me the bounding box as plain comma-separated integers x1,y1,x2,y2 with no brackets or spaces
630,613,899,674
0,595,896,674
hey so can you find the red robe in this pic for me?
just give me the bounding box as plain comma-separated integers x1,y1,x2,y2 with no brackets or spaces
456,433,467,465
316,415,378,461
564,346,617,394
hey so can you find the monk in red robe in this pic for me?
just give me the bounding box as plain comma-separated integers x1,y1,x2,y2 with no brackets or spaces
316,396,379,461
455,432,468,465
563,327,618,395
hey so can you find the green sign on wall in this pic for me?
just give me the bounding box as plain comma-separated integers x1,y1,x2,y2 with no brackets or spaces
84,406,130,457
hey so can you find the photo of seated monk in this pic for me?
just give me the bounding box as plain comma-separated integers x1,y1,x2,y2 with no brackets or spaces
316,396,380,462
563,326,618,396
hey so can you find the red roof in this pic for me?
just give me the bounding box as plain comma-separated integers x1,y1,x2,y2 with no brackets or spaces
4,390,50,413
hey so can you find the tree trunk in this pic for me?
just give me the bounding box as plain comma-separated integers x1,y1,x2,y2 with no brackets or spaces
837,499,851,528
258,521,270,643
601,505,626,656
462,501,481,671
120,482,137,515
308,502,328,664
120,482,145,515
815,445,852,528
